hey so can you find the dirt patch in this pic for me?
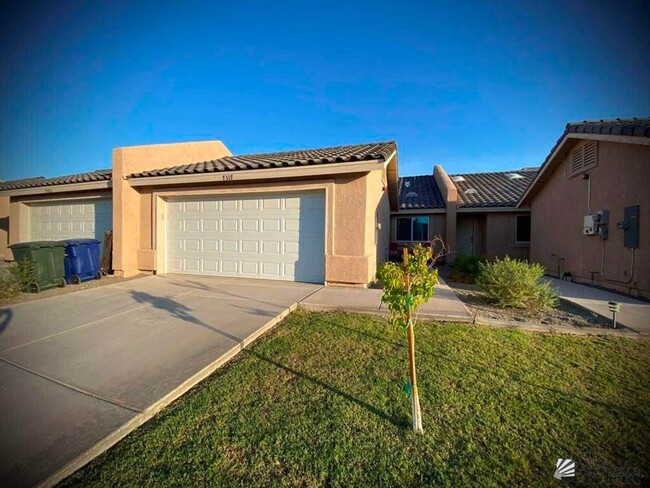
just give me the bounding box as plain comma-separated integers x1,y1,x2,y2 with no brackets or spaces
437,266,612,328
0,273,148,307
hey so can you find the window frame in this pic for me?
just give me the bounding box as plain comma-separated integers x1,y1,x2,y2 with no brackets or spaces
514,214,531,244
395,216,429,242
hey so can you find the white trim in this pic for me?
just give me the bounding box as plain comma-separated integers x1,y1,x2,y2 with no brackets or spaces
0,180,112,197
128,159,384,187
19,195,111,205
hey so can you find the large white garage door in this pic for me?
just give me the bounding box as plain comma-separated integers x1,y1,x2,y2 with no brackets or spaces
166,192,325,283
29,198,112,242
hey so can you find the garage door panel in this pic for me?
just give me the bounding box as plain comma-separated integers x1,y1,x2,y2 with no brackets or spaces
29,199,112,244
166,192,324,283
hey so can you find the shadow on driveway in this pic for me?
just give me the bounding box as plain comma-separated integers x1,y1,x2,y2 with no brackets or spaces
129,291,242,343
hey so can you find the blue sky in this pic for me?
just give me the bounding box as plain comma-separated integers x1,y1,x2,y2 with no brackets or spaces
1,0,648,180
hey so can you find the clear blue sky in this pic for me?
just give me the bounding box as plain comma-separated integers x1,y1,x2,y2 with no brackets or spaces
1,0,648,180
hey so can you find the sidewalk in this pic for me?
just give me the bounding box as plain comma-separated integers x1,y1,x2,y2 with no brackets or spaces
299,277,473,322
547,277,650,334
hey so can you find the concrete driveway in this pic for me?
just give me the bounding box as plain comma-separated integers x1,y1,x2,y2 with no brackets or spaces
0,275,321,488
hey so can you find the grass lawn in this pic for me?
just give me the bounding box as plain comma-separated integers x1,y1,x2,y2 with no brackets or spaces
61,311,649,487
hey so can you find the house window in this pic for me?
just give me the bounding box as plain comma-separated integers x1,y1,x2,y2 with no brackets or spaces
515,215,531,243
396,216,429,241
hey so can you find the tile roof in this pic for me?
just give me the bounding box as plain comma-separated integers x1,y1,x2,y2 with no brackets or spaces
564,117,650,137
0,169,112,191
452,170,537,207
128,142,396,178
398,175,445,209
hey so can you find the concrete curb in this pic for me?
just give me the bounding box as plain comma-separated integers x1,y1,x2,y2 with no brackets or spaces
297,303,475,323
473,315,643,338
37,303,297,488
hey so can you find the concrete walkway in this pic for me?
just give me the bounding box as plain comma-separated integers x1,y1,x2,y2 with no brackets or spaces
0,275,320,488
300,276,473,322
547,277,650,334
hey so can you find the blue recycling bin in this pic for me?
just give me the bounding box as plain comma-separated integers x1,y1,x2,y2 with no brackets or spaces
61,239,102,284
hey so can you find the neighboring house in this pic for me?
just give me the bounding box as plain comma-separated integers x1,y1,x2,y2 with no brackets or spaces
519,117,650,299
0,141,399,287
392,166,537,262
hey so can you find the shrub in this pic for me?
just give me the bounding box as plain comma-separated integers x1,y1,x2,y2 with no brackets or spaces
0,272,21,300
477,256,558,310
449,254,487,284
10,258,38,293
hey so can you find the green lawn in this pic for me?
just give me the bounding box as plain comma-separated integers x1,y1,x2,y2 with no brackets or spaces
61,311,649,487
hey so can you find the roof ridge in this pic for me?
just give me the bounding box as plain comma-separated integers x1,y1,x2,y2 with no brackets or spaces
565,116,650,127
220,141,396,161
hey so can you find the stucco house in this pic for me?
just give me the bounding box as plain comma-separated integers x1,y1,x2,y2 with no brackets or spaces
0,141,398,287
519,117,650,299
391,165,536,262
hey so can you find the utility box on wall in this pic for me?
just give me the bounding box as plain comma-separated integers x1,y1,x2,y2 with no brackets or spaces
622,205,640,248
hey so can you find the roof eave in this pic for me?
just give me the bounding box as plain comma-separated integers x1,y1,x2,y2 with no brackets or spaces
127,158,387,187
0,180,112,197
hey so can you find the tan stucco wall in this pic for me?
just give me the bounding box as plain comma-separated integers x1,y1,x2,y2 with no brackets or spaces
129,165,389,286
530,141,650,298
484,212,530,260
112,141,232,277
433,165,457,263
0,196,9,260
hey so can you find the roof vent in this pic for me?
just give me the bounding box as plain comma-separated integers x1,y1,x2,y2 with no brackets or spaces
404,181,411,188
451,175,465,182
464,189,477,195
506,173,524,180
405,191,418,198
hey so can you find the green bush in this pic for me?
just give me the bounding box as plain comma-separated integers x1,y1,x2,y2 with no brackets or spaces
449,254,487,284
477,256,558,310
10,258,37,293
0,272,21,300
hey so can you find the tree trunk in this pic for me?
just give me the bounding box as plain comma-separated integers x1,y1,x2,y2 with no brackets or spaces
403,247,423,433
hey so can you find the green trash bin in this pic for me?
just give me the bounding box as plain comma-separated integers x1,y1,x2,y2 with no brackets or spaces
9,241,67,293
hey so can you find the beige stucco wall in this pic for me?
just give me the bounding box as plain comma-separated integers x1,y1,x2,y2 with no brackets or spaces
530,140,650,298
112,141,232,277
0,196,9,260
484,212,530,260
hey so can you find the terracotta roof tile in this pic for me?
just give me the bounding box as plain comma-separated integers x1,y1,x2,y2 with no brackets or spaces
0,169,112,191
128,142,396,178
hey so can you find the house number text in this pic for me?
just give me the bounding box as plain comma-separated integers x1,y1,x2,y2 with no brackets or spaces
222,174,233,181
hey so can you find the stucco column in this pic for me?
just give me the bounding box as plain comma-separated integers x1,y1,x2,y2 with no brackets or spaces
112,141,231,277
0,195,9,260
433,165,458,263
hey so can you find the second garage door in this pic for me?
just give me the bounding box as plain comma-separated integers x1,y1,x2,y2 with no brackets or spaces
29,198,112,242
166,192,325,283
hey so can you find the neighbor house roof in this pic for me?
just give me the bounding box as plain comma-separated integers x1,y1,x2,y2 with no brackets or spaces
0,169,112,192
518,117,650,206
451,170,538,208
128,142,397,178
398,175,446,209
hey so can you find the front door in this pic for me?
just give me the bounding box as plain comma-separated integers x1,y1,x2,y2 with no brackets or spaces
457,216,477,255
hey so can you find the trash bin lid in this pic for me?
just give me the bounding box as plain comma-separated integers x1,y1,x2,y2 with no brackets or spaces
60,238,101,245
9,240,65,249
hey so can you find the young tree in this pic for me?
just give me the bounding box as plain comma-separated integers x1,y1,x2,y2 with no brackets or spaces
376,238,446,433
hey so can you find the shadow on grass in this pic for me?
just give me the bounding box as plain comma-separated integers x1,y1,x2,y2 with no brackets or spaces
250,350,410,429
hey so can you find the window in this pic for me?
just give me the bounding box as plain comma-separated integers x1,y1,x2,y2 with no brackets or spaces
396,216,429,241
515,215,531,243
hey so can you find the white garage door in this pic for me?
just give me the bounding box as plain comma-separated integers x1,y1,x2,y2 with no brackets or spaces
166,192,325,283
29,199,112,242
